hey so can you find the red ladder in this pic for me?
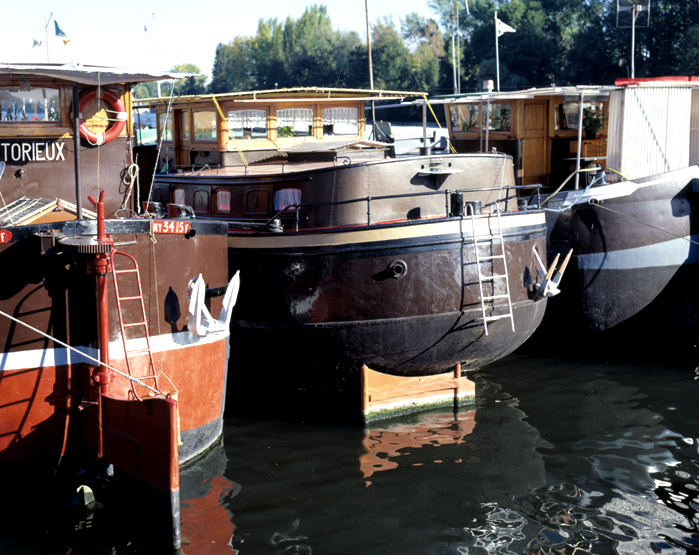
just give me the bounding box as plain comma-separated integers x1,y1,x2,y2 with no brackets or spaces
110,249,161,399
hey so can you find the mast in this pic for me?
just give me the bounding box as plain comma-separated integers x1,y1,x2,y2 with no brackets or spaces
44,13,53,63
365,0,376,138
450,0,458,94
72,82,82,218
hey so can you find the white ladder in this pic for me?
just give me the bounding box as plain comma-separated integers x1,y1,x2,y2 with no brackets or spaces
468,204,515,335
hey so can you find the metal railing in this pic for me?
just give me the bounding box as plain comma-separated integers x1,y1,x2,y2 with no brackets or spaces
231,184,542,233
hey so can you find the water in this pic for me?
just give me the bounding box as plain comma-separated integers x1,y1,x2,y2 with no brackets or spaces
182,352,699,554
2,352,699,553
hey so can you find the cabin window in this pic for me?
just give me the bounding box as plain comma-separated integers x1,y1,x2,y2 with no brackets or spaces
322,107,358,136
245,188,270,216
450,104,480,132
227,109,267,139
214,189,231,213
484,104,511,131
193,110,217,141
274,188,302,210
0,86,60,122
158,112,173,141
172,187,185,204
193,190,209,214
555,101,605,131
181,111,191,141
277,108,313,137
450,103,511,132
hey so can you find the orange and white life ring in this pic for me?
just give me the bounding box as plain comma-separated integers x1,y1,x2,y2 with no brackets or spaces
78,88,127,146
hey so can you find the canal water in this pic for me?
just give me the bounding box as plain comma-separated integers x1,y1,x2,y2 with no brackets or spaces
2,350,699,553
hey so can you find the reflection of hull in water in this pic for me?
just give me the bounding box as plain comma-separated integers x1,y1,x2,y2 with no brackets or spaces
361,409,476,480
180,440,238,552
222,389,547,554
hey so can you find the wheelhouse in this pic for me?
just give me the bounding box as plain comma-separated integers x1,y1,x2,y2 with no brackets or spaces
135,87,423,219
439,87,612,189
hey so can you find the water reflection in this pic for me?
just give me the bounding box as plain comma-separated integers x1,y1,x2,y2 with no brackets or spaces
360,410,477,481
218,354,699,554
2,353,698,554
180,441,239,553
465,354,699,554
222,378,548,554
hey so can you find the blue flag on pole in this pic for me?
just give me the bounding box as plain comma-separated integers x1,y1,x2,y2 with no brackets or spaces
54,21,67,37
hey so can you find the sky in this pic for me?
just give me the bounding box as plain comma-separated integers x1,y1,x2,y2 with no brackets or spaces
1,0,439,79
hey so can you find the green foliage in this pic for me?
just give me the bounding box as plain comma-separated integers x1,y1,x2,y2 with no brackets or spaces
192,1,699,96
171,64,207,95
132,64,206,99
583,105,603,136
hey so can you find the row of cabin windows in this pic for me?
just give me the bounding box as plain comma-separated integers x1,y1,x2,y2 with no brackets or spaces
449,101,605,133
169,187,301,216
158,106,359,142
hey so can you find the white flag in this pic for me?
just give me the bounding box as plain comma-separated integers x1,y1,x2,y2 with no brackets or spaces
496,17,516,37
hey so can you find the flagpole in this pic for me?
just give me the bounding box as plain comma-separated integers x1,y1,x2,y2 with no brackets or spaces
450,0,458,94
495,11,500,92
365,0,375,139
44,13,53,63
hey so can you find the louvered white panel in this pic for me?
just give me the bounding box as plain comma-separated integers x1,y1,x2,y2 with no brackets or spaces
608,87,691,180
690,89,699,165
606,90,624,176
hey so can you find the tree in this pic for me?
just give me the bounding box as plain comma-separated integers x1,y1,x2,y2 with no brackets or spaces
171,64,207,95
401,14,446,92
369,19,415,90
206,0,699,96
250,18,287,89
210,38,255,93
132,64,206,99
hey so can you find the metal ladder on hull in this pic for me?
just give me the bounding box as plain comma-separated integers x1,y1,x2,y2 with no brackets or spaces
110,250,160,399
468,204,515,335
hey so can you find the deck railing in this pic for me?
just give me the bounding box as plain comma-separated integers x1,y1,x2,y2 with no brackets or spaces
242,184,542,233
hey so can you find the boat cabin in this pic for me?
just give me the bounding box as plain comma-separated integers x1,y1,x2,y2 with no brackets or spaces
440,86,611,188
136,87,422,171
0,63,185,219
440,78,699,190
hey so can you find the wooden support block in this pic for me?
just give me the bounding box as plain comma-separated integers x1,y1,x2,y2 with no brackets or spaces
361,363,475,421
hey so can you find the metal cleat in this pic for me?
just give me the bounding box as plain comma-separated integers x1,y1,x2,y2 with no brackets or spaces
532,246,573,298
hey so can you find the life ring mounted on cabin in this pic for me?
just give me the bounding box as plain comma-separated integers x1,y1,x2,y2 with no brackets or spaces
77,88,127,146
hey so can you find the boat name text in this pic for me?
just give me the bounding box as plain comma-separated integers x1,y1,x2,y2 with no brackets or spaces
150,220,192,235
0,141,66,163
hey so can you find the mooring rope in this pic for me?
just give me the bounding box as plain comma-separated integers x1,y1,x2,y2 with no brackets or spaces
0,308,162,395
422,94,456,154
121,158,140,210
588,198,699,247
145,84,178,214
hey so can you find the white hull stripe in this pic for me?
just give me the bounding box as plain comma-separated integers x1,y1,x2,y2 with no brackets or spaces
577,234,699,271
558,166,699,206
0,329,229,373
229,212,546,249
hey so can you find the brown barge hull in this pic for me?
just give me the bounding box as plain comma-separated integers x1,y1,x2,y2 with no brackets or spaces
228,214,548,379
0,219,230,466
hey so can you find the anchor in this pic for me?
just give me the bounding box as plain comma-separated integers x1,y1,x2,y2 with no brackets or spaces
532,245,573,298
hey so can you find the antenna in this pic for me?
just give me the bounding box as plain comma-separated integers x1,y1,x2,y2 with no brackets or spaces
617,0,651,78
